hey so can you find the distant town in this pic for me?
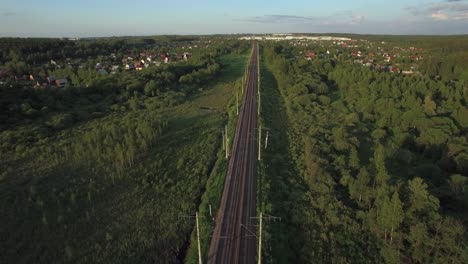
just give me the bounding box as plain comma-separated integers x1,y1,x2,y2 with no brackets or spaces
241,34,425,76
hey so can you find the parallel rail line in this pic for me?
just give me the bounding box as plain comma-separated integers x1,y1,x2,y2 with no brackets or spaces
208,43,259,264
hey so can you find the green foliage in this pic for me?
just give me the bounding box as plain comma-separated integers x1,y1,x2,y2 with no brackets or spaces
261,40,468,263
0,40,247,263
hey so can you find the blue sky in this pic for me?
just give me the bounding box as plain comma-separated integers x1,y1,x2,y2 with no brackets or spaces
1,0,468,37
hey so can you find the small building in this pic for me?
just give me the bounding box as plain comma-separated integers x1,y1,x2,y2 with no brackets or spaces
391,66,401,74
0,69,7,78
402,70,414,75
183,52,192,61
135,62,144,71
111,65,120,73
35,78,48,87
14,75,26,81
125,64,135,71
55,79,67,87
47,76,56,85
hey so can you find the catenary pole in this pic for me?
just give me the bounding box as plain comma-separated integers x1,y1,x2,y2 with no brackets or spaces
196,212,202,264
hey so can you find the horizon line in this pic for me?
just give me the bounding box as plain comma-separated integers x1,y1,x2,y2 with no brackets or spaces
1,32,468,39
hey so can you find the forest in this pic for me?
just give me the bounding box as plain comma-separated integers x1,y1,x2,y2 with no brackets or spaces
258,37,468,263
0,37,249,263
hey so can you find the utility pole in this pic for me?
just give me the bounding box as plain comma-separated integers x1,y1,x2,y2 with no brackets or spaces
242,76,244,94
196,212,202,264
225,125,229,159
236,90,239,116
257,87,261,116
265,130,269,150
258,125,262,161
248,213,280,264
257,212,262,264
222,129,225,150
242,75,245,94
180,213,209,264
257,42,261,116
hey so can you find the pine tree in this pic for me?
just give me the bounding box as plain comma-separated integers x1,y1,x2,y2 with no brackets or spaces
378,191,404,242
407,177,440,223
349,168,370,207
348,147,360,170
374,144,389,187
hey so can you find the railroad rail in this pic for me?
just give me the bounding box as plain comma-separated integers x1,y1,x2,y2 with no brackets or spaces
208,43,259,264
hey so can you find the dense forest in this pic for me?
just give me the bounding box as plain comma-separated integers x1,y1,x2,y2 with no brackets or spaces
259,38,468,263
0,37,249,263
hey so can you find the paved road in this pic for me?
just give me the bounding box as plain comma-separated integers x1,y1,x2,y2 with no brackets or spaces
208,43,258,264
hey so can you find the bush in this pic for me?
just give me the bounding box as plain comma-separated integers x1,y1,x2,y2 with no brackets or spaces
46,114,74,130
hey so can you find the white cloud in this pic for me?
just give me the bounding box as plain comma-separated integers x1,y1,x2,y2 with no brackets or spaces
432,12,449,20
240,11,366,27
453,12,468,19
351,15,366,25
408,0,468,21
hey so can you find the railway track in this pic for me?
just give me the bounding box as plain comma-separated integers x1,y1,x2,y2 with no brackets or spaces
208,43,259,264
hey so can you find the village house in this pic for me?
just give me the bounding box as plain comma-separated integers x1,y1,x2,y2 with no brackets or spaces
125,64,135,71
135,62,144,71
0,69,7,78
55,79,67,88
390,66,401,73
306,51,316,60
47,76,56,85
111,65,120,74
14,75,26,81
35,78,48,88
183,52,192,61
402,70,414,75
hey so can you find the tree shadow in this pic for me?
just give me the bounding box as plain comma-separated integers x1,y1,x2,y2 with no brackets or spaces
259,56,310,263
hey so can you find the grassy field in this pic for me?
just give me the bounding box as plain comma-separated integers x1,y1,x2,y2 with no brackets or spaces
0,53,248,264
